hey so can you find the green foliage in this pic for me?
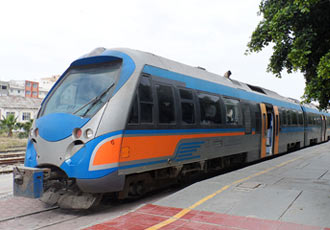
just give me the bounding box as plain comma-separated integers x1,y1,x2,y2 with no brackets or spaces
16,119,33,138
247,0,330,110
0,114,19,137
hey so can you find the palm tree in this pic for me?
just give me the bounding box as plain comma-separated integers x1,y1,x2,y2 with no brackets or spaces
0,114,19,137
17,119,33,138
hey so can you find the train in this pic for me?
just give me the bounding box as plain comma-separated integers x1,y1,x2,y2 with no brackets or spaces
13,48,330,209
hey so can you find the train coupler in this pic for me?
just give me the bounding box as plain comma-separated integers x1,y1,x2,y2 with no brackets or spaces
13,166,50,198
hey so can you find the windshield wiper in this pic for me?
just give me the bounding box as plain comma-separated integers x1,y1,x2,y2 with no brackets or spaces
73,82,115,116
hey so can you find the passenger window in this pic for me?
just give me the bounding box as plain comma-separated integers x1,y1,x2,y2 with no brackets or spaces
198,93,222,125
287,111,291,125
139,76,153,123
179,89,195,124
308,115,313,125
255,112,261,133
291,111,298,125
128,95,138,124
282,110,287,125
181,102,195,124
242,104,252,134
298,113,303,125
223,98,241,125
139,76,153,102
140,103,153,123
180,89,193,100
156,84,175,124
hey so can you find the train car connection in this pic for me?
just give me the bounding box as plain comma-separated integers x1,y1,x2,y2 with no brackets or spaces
13,48,330,209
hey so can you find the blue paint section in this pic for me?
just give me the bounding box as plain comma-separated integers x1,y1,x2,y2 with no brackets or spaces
33,171,44,198
281,127,305,133
305,126,321,131
60,130,123,179
301,105,324,115
181,145,201,150
175,156,201,162
179,149,198,154
177,153,193,157
143,65,302,111
118,160,168,170
36,113,90,142
174,141,204,161
13,170,44,199
24,140,38,167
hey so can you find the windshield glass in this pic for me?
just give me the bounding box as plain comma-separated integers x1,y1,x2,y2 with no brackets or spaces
41,61,121,117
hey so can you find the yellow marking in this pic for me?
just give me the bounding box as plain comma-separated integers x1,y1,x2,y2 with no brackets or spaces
145,156,303,230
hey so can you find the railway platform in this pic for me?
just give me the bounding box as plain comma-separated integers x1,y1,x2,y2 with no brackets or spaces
83,141,330,230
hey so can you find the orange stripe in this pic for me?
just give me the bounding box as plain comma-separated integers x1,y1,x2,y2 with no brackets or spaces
120,132,245,162
92,137,122,166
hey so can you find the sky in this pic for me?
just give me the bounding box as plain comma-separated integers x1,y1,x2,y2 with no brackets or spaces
0,0,306,100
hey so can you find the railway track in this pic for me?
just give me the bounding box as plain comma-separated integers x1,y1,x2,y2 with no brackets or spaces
0,148,25,173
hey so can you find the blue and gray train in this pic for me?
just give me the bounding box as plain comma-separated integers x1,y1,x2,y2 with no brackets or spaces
13,48,330,209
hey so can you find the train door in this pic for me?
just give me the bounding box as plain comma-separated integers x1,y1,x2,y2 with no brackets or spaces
321,115,326,142
260,103,267,158
260,103,279,158
273,106,280,154
325,116,328,141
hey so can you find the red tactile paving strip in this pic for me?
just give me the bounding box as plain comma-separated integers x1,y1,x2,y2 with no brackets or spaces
83,204,329,230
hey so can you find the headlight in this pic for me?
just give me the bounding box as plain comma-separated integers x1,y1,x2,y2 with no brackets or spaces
85,129,93,139
73,128,82,139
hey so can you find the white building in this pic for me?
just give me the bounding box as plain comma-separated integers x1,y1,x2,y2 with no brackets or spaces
0,96,42,122
8,80,25,97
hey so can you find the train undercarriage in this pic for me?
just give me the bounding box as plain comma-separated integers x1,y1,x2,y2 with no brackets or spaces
14,152,247,209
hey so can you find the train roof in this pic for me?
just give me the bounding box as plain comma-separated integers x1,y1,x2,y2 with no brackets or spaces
79,47,329,116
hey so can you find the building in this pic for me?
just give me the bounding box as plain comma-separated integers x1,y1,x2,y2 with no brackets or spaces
0,76,59,122
8,80,25,97
0,81,9,96
0,96,42,122
39,75,60,90
38,75,60,99
25,80,39,98
0,75,60,100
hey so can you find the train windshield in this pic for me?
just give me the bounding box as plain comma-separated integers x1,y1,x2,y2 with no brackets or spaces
41,61,121,117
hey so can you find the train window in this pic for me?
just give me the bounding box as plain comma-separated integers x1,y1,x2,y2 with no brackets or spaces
179,89,193,100
223,98,241,125
313,115,317,125
242,104,252,134
298,112,303,125
291,111,298,125
128,95,138,124
287,110,291,125
179,89,195,124
141,103,153,123
156,84,175,124
255,112,261,133
41,62,121,117
139,76,153,123
282,110,287,125
198,93,222,125
181,102,195,124
139,76,153,102
308,115,313,125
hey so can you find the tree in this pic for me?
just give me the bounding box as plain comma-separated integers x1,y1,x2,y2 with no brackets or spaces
0,114,19,137
246,0,330,110
17,119,34,138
